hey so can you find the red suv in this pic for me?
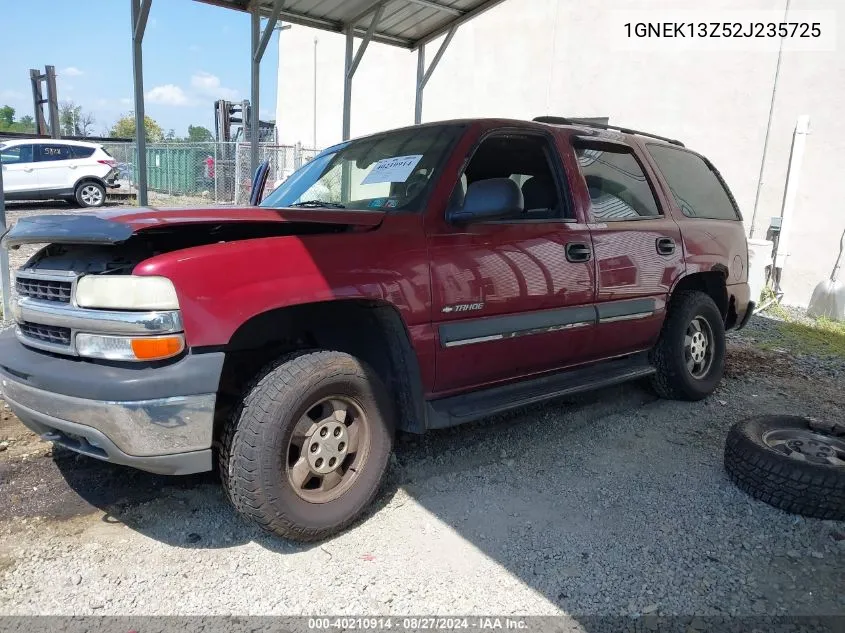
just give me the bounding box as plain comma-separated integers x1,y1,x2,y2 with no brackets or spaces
0,117,752,540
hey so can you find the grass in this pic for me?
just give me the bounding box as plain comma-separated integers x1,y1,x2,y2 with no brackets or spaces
768,318,845,357
756,290,845,357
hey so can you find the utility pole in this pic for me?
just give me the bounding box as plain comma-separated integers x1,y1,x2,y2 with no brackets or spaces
313,36,318,150
274,21,292,146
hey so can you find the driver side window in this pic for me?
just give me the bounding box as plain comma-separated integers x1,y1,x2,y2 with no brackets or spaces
448,134,568,221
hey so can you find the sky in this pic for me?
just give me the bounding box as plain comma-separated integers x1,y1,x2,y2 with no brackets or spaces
0,0,283,137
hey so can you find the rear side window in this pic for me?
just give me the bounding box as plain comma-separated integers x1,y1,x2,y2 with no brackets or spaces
647,145,741,220
71,145,96,158
575,144,661,221
36,144,73,162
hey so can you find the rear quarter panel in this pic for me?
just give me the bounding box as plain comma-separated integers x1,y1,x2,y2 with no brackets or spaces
634,140,749,288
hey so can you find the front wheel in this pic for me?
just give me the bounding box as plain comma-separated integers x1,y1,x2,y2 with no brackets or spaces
651,290,726,400
75,181,106,208
220,350,395,541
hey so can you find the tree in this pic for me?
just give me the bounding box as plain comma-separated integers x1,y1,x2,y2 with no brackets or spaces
59,101,82,136
165,129,177,142
0,106,14,128
0,105,36,134
187,125,214,143
77,111,96,137
59,101,96,137
110,113,163,142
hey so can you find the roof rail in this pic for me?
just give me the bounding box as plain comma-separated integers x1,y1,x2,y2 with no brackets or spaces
532,116,685,147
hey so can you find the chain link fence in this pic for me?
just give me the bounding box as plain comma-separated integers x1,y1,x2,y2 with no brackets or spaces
99,141,320,207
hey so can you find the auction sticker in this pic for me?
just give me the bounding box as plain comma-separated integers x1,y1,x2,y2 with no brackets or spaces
362,155,423,185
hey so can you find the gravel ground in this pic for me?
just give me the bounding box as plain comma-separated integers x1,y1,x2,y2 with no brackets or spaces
0,317,843,618
0,203,844,619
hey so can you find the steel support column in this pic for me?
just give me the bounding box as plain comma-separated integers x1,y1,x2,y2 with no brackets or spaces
414,26,456,125
250,6,261,175
342,26,354,141
250,0,287,175
342,3,385,140
0,163,10,321
131,0,152,206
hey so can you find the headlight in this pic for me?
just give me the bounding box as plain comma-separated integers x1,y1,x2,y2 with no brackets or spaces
75,276,179,310
76,333,185,361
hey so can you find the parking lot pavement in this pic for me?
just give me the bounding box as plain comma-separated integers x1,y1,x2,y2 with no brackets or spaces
1,317,843,618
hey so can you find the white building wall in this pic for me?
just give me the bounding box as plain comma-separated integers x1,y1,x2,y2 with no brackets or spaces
275,0,844,307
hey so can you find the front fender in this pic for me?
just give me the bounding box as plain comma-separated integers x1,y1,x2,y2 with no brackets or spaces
132,229,431,349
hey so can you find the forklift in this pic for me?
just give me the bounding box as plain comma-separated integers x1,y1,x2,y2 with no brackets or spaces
214,99,277,199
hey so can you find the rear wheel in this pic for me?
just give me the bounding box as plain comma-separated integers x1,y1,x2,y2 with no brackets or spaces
220,350,394,541
75,181,105,208
651,290,725,400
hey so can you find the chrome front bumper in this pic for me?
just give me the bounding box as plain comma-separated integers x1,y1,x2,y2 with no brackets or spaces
0,375,214,475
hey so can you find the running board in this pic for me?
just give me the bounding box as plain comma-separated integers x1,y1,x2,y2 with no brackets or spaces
426,352,655,429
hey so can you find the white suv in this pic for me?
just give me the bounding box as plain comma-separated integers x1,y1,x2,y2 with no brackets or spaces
0,139,119,208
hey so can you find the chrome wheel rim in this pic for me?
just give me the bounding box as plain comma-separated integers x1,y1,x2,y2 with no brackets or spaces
80,185,103,206
763,429,845,467
684,316,714,379
286,396,370,503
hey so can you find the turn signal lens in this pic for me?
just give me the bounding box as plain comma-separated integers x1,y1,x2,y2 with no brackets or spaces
130,336,185,360
76,333,185,361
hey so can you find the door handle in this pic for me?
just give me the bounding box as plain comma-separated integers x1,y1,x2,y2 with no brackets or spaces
23,168,34,173
69,165,78,169
656,237,676,256
565,242,592,263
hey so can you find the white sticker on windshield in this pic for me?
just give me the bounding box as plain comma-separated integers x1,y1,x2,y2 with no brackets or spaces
361,155,423,185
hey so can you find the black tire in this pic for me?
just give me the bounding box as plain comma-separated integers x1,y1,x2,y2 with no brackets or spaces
724,415,845,520
74,181,106,208
219,350,395,541
651,290,725,400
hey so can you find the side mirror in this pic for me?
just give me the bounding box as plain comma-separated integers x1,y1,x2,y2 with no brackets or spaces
447,178,524,224
250,160,271,206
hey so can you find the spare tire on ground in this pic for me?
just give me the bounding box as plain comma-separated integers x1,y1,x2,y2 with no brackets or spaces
724,415,845,521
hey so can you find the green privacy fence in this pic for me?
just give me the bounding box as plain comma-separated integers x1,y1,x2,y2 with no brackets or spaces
99,141,320,204
145,144,215,195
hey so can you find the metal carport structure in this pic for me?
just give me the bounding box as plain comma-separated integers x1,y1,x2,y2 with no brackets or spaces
129,0,508,205
0,0,508,315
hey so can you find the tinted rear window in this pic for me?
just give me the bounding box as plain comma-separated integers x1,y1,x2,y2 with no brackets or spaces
36,144,73,161
647,145,741,220
71,145,96,158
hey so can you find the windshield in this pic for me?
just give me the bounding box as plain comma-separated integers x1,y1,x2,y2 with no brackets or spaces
260,124,463,211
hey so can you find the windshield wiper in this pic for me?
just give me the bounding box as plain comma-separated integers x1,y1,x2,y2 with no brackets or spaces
288,200,346,209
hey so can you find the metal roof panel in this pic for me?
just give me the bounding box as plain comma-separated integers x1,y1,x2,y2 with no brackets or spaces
194,0,507,48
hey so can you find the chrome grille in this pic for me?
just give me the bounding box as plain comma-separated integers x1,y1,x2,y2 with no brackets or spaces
18,322,72,347
16,276,73,303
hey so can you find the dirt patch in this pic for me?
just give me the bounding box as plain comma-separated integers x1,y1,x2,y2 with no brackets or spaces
0,405,48,460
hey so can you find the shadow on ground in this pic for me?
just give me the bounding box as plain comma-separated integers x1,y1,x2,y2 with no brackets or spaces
5,362,845,616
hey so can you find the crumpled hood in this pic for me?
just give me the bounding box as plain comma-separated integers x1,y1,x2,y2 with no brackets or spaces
1,206,386,249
